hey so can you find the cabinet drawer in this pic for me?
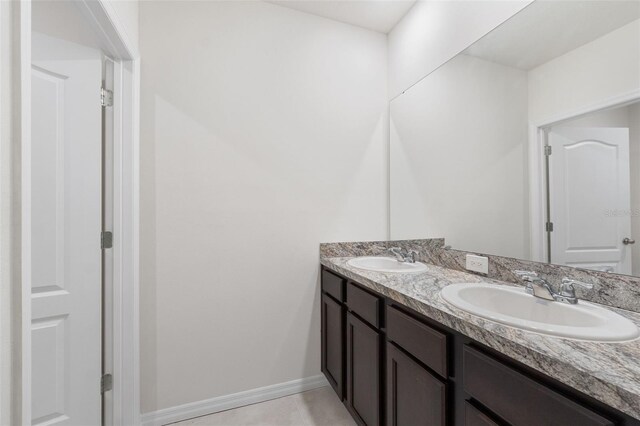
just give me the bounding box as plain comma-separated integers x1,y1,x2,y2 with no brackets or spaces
322,269,345,302
463,346,614,426
464,402,499,426
386,306,448,378
347,282,382,328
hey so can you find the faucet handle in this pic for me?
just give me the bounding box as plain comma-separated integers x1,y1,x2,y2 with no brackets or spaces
513,270,538,281
407,249,418,262
560,278,594,290
559,278,593,299
389,247,404,261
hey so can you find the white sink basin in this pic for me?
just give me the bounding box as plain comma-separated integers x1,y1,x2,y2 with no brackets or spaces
440,283,639,342
347,256,428,274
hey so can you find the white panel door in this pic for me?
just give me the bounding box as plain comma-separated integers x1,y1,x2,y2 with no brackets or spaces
549,127,632,274
31,33,102,426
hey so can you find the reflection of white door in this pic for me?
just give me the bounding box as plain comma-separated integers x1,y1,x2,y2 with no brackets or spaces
549,127,631,274
31,33,102,425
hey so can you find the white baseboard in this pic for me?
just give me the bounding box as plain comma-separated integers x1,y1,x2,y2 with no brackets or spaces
141,375,329,426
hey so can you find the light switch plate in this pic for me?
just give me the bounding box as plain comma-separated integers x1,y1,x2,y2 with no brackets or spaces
466,254,489,274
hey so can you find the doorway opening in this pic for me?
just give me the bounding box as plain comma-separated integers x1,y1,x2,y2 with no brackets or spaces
537,98,640,275
21,1,140,424
31,2,113,424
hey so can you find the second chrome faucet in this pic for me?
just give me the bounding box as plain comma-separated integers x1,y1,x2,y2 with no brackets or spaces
514,270,593,305
389,247,418,263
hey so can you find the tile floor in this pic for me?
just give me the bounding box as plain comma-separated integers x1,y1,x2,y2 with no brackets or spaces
170,386,356,426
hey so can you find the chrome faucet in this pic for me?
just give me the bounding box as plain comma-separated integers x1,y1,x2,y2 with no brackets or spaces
389,247,418,263
513,270,555,301
513,271,593,305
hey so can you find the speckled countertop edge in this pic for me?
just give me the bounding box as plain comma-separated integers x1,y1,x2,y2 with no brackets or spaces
321,256,640,420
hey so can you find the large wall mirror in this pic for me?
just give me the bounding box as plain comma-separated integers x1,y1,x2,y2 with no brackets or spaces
390,0,640,276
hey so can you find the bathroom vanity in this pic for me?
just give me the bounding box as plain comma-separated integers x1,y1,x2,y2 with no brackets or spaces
320,246,640,426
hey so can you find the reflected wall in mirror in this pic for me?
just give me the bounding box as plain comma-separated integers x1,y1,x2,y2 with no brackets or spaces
390,1,640,276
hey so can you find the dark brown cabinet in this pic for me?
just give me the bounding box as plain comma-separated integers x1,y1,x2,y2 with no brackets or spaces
320,266,638,426
321,294,344,399
386,342,446,426
346,312,382,426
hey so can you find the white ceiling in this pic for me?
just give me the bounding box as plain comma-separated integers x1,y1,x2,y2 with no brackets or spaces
465,1,640,71
266,0,416,33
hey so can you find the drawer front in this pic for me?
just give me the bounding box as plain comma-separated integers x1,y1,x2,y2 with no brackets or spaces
464,402,498,426
347,282,382,328
386,306,448,378
322,269,345,302
463,346,614,426
387,343,446,426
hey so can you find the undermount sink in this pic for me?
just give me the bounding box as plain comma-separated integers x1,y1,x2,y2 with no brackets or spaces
347,256,428,274
440,283,639,342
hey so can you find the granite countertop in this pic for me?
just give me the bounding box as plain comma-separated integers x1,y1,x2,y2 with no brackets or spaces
321,256,640,420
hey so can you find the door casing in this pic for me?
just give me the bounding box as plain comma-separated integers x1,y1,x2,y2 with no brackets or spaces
16,1,141,424
528,90,640,265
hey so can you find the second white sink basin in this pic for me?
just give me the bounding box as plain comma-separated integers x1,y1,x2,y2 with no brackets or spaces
347,256,428,273
441,283,639,342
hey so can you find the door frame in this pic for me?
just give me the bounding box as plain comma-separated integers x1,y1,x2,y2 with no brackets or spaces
528,89,640,264
18,0,140,424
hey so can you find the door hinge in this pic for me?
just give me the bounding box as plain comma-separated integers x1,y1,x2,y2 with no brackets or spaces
101,373,113,394
546,222,554,232
101,231,113,249
544,145,552,156
101,87,113,107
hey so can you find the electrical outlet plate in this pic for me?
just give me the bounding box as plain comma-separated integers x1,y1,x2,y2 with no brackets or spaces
466,254,489,274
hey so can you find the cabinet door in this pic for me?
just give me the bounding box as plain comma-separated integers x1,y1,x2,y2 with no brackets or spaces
322,294,345,399
464,402,499,426
386,343,446,426
347,312,382,426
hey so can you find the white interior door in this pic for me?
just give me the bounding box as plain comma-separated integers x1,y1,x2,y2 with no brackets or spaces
549,127,632,274
31,32,102,425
